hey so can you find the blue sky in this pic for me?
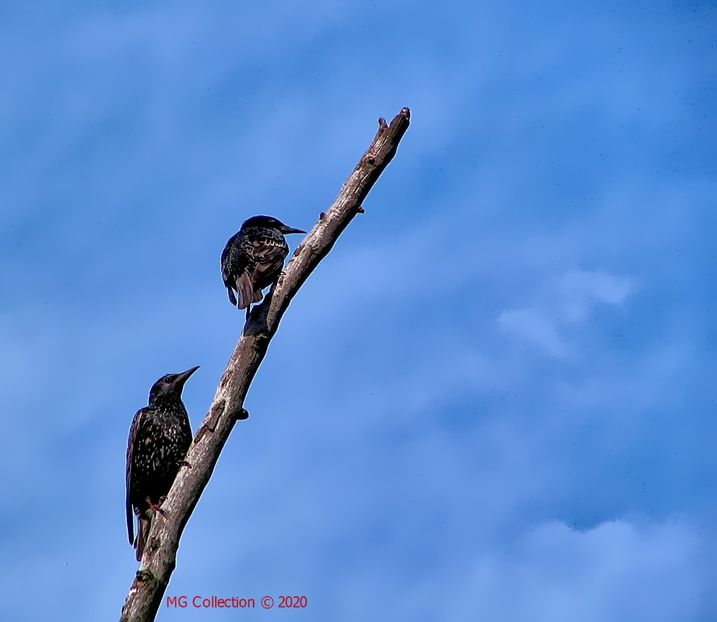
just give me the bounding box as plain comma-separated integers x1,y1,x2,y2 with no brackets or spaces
1,1,715,620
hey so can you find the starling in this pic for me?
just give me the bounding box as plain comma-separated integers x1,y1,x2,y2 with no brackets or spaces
221,215,305,315
125,366,198,561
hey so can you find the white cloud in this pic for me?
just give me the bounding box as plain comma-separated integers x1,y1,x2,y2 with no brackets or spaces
498,307,570,357
0,3,713,621
558,269,633,321
498,269,633,358
456,519,702,622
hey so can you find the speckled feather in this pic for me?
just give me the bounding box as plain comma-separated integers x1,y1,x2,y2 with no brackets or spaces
221,226,289,309
125,373,194,561
221,216,305,311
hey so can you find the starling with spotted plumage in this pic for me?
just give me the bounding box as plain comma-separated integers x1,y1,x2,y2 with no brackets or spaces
125,366,198,561
221,215,305,317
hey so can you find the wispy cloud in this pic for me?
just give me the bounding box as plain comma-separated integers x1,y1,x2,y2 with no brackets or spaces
1,1,715,621
498,269,633,358
462,519,702,622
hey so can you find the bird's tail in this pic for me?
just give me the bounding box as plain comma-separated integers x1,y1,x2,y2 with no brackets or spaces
236,273,255,310
135,516,151,561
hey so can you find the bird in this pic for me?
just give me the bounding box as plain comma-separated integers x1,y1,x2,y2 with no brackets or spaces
221,215,305,316
125,366,198,561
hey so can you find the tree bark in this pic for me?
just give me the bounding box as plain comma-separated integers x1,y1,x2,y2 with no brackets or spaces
120,107,411,622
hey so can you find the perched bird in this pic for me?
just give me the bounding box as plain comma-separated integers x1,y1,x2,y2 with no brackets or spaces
221,215,305,315
125,366,198,561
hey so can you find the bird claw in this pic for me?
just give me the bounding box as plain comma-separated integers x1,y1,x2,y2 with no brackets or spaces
179,459,192,469
145,496,167,517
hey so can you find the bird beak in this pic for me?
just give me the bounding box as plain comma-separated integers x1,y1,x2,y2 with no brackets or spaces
280,225,306,235
175,365,200,386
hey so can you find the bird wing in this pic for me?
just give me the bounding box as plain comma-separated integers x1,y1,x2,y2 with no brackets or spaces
250,236,288,284
125,407,147,545
220,235,241,289
252,236,287,263
235,237,288,308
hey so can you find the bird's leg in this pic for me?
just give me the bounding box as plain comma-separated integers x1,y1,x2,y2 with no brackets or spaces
145,496,167,517
178,459,192,469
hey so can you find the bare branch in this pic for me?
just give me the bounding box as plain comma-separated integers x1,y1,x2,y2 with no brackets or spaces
120,107,411,622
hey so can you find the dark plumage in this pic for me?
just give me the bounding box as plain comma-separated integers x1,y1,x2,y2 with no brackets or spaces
221,215,305,315
125,366,198,561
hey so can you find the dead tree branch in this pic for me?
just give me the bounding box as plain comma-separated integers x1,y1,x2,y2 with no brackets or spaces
120,107,411,622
